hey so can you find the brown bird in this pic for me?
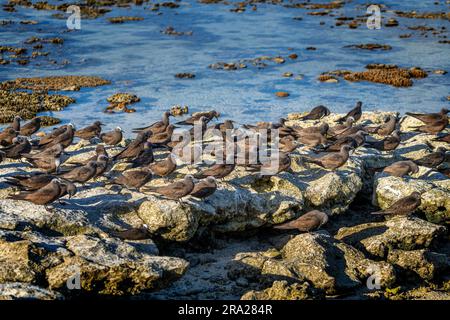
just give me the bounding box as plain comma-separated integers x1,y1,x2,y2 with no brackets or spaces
297,132,328,148
1,136,31,159
293,122,329,136
304,144,352,170
177,110,220,126
130,142,154,168
19,117,41,136
411,118,448,135
148,154,177,177
142,175,195,200
406,108,449,125
331,123,364,140
382,160,419,177
7,178,63,209
314,131,365,153
328,117,354,137
279,136,300,153
110,167,153,191
431,133,450,144
75,121,103,140
37,124,70,147
365,115,397,136
194,163,236,179
114,131,151,161
273,210,328,232
414,147,447,168
57,179,77,200
28,154,61,173
8,116,21,132
110,225,151,240
299,105,330,120
132,111,171,134
58,161,97,184
148,124,175,145
190,177,217,199
100,127,123,145
365,130,401,151
93,154,109,178
4,173,55,191
336,101,362,124
248,152,292,175
0,127,18,146
371,192,421,216
208,120,235,134
24,143,64,160
38,124,75,150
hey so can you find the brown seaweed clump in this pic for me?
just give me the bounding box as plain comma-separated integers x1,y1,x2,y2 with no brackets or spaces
108,16,144,24
0,76,111,91
320,65,428,87
0,90,74,124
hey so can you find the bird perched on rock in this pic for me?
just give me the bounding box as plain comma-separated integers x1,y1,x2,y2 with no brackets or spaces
148,124,175,146
129,142,154,168
58,161,97,184
314,130,367,152
190,177,217,199
406,108,449,125
19,117,41,136
37,124,69,147
0,128,18,146
297,132,328,148
100,127,123,145
303,144,352,170
75,121,103,140
337,101,362,123
273,210,328,232
142,175,195,201
410,118,448,135
38,124,75,150
299,105,330,120
365,130,401,151
194,163,236,179
5,173,56,191
382,160,419,177
8,116,21,132
247,152,292,175
328,117,354,137
1,136,31,159
114,131,151,161
28,154,61,173
371,192,421,216
431,133,450,144
133,111,171,134
110,167,152,192
149,154,177,178
7,178,64,210
365,115,397,136
110,225,151,240
293,122,329,136
414,147,447,168
57,179,77,202
279,136,300,153
177,110,220,126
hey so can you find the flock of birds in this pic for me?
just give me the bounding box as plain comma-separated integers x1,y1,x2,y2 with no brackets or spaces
0,102,448,239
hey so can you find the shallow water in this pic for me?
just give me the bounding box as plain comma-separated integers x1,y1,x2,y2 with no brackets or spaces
1,0,449,137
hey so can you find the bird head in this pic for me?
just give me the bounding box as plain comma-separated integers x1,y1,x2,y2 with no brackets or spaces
116,126,123,132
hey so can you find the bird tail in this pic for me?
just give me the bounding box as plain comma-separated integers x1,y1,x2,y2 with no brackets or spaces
4,177,22,187
302,156,323,167
7,193,27,201
370,210,388,215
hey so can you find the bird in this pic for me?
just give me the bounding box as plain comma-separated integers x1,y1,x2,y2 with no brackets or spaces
7,178,63,209
414,147,447,168
336,101,363,123
297,132,328,148
129,142,154,168
142,175,195,201
299,105,330,120
0,127,18,146
110,225,151,240
190,177,217,199
247,152,292,175
293,122,329,136
279,136,300,153
194,163,236,179
176,110,220,126
431,133,450,144
74,121,103,140
4,173,56,191
8,116,21,132
0,150,4,163
38,124,75,150
410,118,448,135
273,210,328,232
19,117,41,136
314,131,366,153
58,161,98,184
327,117,355,137
100,127,123,145
57,179,77,200
382,160,419,177
406,108,449,125
132,111,171,134
148,124,175,145
208,120,235,134
37,124,70,147
28,154,61,173
113,131,151,161
365,130,401,151
23,143,65,161
371,192,421,216
303,144,352,170
1,136,32,159
365,115,397,136
93,154,109,178
148,154,177,178
110,167,153,191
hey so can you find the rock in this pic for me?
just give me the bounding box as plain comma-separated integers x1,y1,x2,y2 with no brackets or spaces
275,91,289,98
108,16,144,24
241,280,316,300
0,283,63,300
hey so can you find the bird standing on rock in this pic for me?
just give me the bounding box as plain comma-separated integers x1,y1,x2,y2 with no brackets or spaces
100,127,123,145
142,175,195,201
38,124,75,150
382,160,419,177
371,192,421,216
1,136,31,159
149,154,177,178
365,115,397,136
406,108,449,125
177,110,220,126
414,147,448,168
129,142,154,168
5,173,56,191
58,161,98,184
364,130,401,151
336,101,363,123
273,210,328,232
75,121,103,140
190,177,217,199
299,105,330,120
303,144,352,170
0,128,18,146
110,167,153,192
114,131,151,161
194,163,236,179
19,117,41,136
8,116,21,132
7,178,65,210
410,118,448,135
133,111,171,134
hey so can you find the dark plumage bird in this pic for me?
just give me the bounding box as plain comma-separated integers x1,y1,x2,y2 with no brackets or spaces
328,117,354,137
414,147,447,168
304,144,352,170
190,177,217,199
5,173,55,191
406,108,449,125
273,210,328,232
149,154,177,177
9,116,21,132
142,175,195,200
337,101,362,124
194,163,236,179
129,142,154,168
23,143,64,161
0,128,18,146
371,192,421,216
148,124,175,145
75,121,103,140
114,131,151,161
19,117,41,136
177,110,220,126
58,161,97,183
410,118,448,135
58,179,77,200
297,132,328,148
38,124,75,150
365,115,397,136
299,105,330,120
315,130,367,152
279,136,300,153
110,167,153,191
293,122,329,136
431,133,450,144
132,111,171,134
1,136,31,159
37,125,69,147
365,130,401,151
7,178,62,208
382,160,419,177
28,154,61,173
247,152,292,175
100,127,123,145
93,154,109,178
208,120,235,134
111,225,151,240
